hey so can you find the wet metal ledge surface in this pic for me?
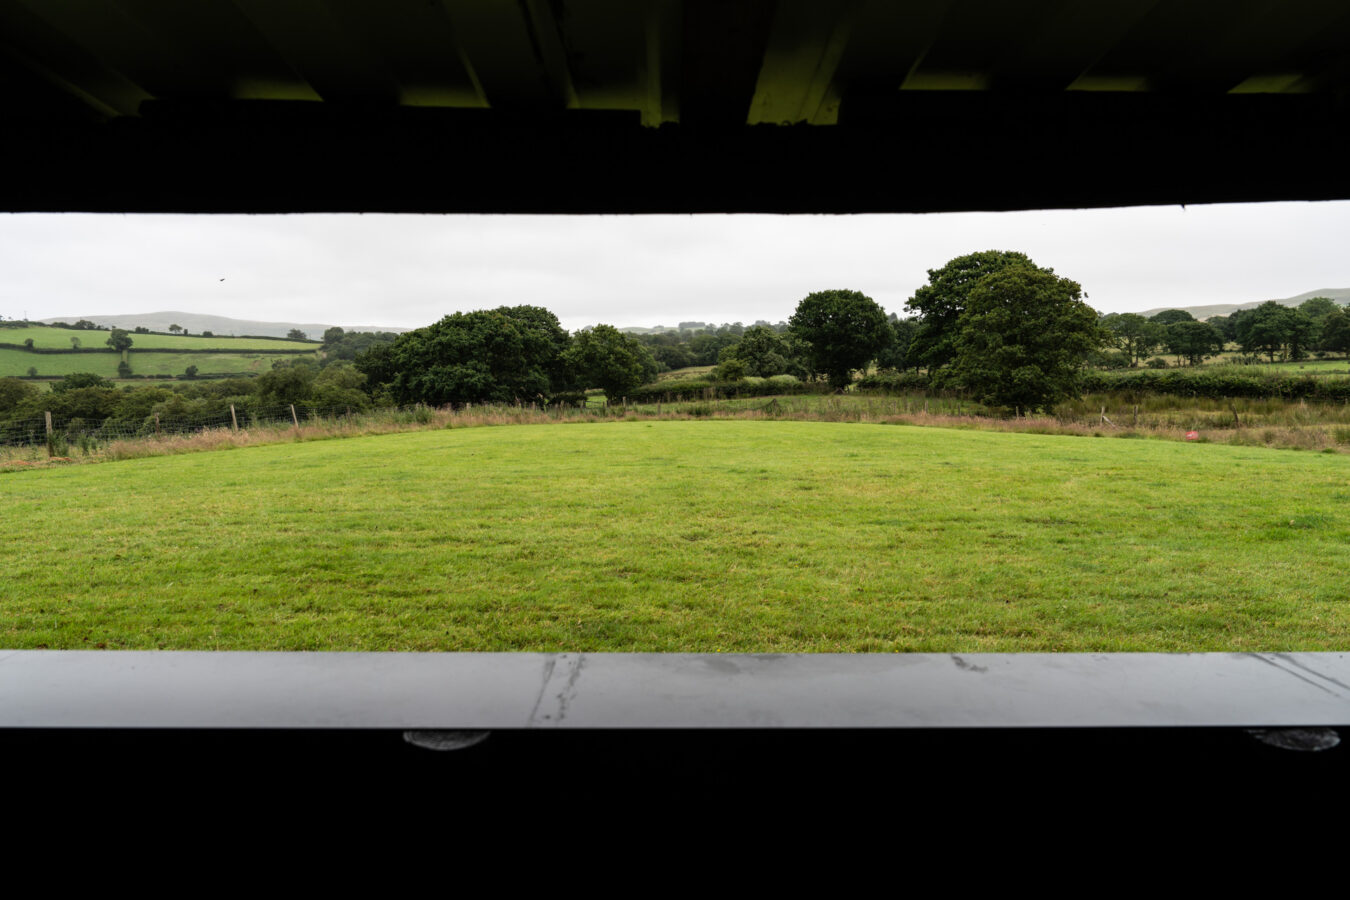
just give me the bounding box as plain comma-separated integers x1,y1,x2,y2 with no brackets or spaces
1,651,1347,729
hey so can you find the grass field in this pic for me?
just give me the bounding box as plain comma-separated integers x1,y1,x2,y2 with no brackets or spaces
1,325,314,351
1204,353,1350,374
4,419,1347,652
0,347,314,378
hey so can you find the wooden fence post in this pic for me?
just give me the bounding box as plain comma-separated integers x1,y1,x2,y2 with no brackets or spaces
154,413,160,435
230,404,238,431
45,410,53,457
290,404,299,427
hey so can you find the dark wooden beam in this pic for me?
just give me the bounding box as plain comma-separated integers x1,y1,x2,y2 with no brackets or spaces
3,96,1348,215
679,0,777,127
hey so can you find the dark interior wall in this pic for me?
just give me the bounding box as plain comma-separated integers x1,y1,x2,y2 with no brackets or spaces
5,92,1349,215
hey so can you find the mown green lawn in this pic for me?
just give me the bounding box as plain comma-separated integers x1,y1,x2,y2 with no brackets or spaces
4,420,1348,652
1,325,314,351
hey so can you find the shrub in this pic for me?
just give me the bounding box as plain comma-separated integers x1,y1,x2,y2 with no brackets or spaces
548,391,588,408
1145,357,1169,369
855,371,933,393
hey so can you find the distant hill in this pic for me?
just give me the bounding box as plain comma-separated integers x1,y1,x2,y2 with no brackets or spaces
1138,288,1350,320
36,311,407,339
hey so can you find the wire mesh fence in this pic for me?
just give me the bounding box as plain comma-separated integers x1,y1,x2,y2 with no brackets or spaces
0,403,374,449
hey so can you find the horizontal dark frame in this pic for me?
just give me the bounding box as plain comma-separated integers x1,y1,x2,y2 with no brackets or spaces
6,95,1350,215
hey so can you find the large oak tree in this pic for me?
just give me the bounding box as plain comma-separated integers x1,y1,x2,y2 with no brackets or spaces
788,289,891,390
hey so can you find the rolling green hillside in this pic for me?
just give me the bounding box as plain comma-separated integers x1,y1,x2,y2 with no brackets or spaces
0,325,318,378
1,325,314,351
0,348,308,378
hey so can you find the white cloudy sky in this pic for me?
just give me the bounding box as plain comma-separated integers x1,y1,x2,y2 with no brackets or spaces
1,201,1346,332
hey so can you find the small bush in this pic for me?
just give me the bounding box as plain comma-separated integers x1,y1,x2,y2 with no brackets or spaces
855,371,932,393
1145,357,1169,369
548,391,588,408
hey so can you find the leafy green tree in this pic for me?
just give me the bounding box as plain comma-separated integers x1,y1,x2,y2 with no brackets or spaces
947,262,1105,412
1148,309,1195,326
789,289,892,389
874,316,919,373
52,373,109,393
719,325,805,377
23,338,34,348
116,360,132,378
311,361,370,410
183,365,199,379
69,336,80,349
168,324,182,333
1237,301,1295,362
0,377,38,413
322,326,346,345
371,306,573,406
687,331,740,366
1164,320,1224,366
105,329,133,353
715,357,747,381
1287,310,1319,360
74,320,97,330
255,358,318,405
26,367,37,377
1207,314,1235,344
563,324,659,401
1320,308,1350,355
1100,313,1164,366
287,329,308,341
906,251,1034,371
1298,296,1340,325
324,330,399,365
646,341,695,371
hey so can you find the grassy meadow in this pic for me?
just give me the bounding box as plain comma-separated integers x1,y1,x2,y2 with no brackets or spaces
4,419,1347,653
2,325,314,351
0,325,318,378
1,347,310,378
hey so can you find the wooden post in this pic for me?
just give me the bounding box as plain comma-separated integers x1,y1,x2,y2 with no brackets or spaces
45,410,53,457
290,404,299,427
230,404,238,431
154,413,160,435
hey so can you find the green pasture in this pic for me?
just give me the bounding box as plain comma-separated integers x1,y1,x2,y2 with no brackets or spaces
1204,354,1350,375
0,347,314,378
1,325,314,351
4,420,1348,652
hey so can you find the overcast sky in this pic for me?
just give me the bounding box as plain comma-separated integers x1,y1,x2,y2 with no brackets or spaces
1,201,1346,332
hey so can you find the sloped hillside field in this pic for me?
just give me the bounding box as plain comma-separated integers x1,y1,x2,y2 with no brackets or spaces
4,421,1348,651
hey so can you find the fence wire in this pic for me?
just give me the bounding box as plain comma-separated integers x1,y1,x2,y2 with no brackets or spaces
0,404,375,449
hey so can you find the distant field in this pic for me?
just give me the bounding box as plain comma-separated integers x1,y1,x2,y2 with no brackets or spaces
1204,353,1350,375
0,347,310,378
0,325,314,351
659,365,715,380
3,420,1347,652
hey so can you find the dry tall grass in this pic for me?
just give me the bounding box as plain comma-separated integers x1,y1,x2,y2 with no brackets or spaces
3,393,1347,473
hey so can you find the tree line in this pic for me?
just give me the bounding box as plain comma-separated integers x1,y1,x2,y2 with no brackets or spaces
21,247,1332,429
1100,297,1349,368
